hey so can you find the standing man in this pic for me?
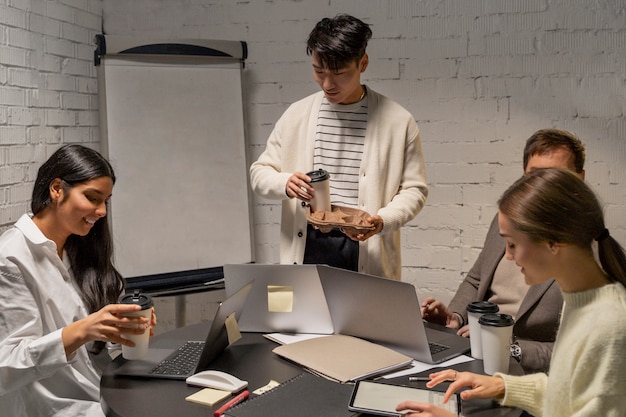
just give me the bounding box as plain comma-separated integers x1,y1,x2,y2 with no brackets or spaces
422,129,586,373
250,14,428,280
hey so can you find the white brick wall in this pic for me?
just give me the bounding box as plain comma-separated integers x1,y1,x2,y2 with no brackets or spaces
2,1,625,332
99,0,621,303
0,0,102,227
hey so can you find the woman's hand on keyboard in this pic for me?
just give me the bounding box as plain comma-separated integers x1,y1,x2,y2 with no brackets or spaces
427,369,506,403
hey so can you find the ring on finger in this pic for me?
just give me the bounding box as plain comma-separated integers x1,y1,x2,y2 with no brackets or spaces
452,370,458,381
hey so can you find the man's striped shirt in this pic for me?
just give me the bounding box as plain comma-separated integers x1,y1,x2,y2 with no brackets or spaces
313,96,368,208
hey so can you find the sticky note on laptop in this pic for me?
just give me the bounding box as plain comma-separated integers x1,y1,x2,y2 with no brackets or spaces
225,313,242,346
185,388,231,407
267,285,293,312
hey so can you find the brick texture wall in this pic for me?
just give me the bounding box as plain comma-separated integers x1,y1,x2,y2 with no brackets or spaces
1,0,102,224
2,0,625,332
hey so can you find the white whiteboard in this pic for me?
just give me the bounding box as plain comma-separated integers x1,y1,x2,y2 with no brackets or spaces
98,54,252,277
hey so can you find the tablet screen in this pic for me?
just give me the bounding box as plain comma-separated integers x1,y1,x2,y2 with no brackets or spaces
348,380,460,416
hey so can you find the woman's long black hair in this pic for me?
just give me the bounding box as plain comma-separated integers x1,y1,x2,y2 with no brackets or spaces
32,144,125,352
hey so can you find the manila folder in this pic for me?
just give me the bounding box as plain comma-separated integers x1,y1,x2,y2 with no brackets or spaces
272,334,412,383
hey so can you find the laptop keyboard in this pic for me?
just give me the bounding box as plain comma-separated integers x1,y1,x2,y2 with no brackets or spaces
149,341,205,376
428,342,450,355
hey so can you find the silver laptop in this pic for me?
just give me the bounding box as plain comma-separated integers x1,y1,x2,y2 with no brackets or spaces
223,264,334,334
317,265,470,364
113,280,253,379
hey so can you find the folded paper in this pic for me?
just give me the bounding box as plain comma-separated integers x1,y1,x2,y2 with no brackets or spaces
272,334,412,383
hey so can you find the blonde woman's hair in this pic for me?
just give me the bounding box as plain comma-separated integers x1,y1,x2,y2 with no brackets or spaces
498,168,625,287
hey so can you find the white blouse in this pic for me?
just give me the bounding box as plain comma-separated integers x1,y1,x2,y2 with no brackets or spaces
0,214,105,417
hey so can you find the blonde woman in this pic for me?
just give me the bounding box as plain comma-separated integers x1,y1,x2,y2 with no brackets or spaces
398,168,626,417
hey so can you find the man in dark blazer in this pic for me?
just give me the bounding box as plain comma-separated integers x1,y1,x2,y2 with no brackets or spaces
422,129,586,373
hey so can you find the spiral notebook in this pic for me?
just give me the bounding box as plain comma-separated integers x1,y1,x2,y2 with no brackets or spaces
223,372,356,417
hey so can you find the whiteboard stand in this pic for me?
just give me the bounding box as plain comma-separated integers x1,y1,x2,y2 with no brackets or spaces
95,36,253,315
175,295,186,328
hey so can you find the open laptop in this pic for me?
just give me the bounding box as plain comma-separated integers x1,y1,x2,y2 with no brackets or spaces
223,263,334,334
316,265,470,364
114,280,253,379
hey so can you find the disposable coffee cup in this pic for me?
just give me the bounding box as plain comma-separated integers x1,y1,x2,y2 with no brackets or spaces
118,290,153,360
306,169,331,212
466,301,499,359
479,313,515,375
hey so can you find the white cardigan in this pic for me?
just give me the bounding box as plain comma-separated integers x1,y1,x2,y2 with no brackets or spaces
250,88,428,280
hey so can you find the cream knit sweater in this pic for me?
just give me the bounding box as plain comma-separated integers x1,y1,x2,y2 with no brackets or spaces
497,283,626,417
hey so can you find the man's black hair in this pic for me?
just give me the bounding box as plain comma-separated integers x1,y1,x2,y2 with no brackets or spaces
306,14,372,72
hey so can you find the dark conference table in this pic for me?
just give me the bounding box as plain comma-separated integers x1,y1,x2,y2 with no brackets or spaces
100,322,523,417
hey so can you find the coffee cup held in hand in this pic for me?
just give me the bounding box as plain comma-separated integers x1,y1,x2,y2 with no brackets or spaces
117,290,153,360
306,169,331,212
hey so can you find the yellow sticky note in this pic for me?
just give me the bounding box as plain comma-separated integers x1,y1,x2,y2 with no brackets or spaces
185,388,231,407
267,285,293,312
225,312,242,346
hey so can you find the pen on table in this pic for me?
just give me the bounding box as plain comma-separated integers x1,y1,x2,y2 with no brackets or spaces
213,390,250,417
408,376,431,382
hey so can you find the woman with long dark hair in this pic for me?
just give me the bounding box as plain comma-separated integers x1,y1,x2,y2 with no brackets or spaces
397,168,626,417
0,144,153,417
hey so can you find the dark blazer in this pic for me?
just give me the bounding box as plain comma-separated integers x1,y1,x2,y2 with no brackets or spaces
448,214,563,373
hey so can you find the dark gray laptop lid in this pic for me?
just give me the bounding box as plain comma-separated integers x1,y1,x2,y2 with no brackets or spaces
113,280,254,379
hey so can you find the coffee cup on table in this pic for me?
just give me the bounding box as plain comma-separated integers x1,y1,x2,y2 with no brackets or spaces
466,301,499,359
117,290,153,360
306,169,331,212
479,313,515,375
